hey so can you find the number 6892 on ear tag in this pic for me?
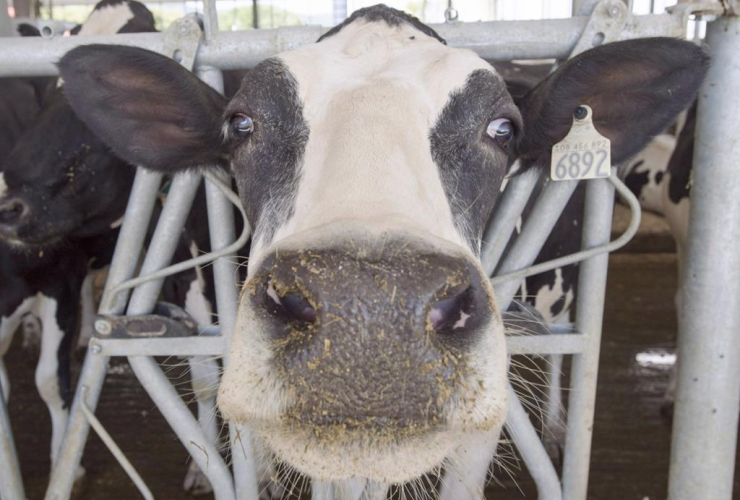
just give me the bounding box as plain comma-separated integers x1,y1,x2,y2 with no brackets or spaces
551,105,611,181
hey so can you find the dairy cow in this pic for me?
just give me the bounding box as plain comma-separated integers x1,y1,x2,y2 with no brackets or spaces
0,1,222,493
58,5,706,495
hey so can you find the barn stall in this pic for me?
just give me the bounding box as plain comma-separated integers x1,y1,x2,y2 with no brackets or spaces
0,0,738,499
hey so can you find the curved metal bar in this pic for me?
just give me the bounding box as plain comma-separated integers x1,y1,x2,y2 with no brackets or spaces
490,173,641,287
105,171,250,309
79,386,154,500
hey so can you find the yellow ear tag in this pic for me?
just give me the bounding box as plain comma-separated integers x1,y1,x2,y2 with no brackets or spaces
550,105,611,181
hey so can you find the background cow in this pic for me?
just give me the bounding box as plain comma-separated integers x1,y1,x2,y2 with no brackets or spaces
0,1,226,494
57,5,706,497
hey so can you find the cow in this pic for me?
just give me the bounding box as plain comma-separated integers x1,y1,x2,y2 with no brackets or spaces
0,3,252,493
0,1,223,494
57,4,707,496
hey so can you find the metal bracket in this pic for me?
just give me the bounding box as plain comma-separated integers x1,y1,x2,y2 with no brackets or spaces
163,13,203,72
570,0,630,57
93,302,198,339
667,1,727,24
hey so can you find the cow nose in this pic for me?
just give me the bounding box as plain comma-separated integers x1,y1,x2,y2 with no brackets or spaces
0,198,28,225
247,238,494,426
257,246,489,338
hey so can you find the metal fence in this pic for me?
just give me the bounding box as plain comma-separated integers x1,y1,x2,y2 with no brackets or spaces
0,1,737,500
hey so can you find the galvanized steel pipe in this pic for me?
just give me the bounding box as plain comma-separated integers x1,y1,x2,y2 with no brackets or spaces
668,14,740,500
0,14,685,77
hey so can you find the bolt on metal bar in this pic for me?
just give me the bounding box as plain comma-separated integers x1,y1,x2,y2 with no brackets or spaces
126,172,202,316
480,168,540,276
79,387,154,500
561,176,615,500
491,174,641,287
0,13,690,77
0,379,26,500
128,356,236,500
505,383,563,500
668,14,740,500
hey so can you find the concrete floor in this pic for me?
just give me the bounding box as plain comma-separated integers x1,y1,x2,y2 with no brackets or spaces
5,209,740,500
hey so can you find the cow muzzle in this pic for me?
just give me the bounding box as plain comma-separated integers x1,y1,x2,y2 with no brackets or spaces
218,232,508,482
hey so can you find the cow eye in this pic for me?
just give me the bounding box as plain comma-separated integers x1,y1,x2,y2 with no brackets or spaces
486,118,513,142
230,113,254,137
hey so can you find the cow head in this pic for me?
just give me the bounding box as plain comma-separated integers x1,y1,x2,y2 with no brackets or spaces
58,5,706,483
0,0,155,248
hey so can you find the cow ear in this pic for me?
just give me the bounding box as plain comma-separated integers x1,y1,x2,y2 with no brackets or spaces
58,44,229,173
515,38,708,168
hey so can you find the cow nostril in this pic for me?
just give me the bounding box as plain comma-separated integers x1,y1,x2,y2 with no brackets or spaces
429,286,473,332
266,280,317,324
0,199,26,224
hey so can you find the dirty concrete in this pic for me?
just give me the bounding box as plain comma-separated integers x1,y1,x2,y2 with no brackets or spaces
5,212,740,499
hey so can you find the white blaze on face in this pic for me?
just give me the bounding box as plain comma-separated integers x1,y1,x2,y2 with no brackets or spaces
0,172,7,199
248,20,501,270
77,2,134,36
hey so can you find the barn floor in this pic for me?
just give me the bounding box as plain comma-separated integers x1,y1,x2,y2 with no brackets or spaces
5,208,740,500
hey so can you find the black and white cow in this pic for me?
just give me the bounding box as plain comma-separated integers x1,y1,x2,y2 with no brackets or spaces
0,0,213,491
0,3,249,493
57,5,706,496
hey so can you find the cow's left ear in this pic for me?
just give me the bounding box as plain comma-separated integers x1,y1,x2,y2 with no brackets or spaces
58,44,229,173
515,38,708,168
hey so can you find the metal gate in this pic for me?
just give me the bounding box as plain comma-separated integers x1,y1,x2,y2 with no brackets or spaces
0,1,737,499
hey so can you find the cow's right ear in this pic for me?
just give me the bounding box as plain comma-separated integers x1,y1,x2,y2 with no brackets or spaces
59,44,229,172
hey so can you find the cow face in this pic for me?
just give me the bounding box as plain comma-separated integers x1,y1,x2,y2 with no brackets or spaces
0,0,156,249
58,5,707,483
0,90,133,248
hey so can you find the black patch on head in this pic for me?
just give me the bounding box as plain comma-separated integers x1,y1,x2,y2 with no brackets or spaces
430,69,520,252
667,103,695,204
654,170,664,185
318,4,445,45
624,160,650,199
225,58,309,247
16,23,40,37
1,89,134,246
91,0,157,33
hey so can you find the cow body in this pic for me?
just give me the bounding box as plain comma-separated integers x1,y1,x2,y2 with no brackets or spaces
58,5,706,495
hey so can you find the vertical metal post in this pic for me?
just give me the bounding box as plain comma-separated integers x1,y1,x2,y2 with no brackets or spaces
0,382,25,500
198,65,259,500
480,169,540,275
100,169,163,315
0,0,12,37
668,15,740,500
126,172,202,315
561,175,615,500
333,0,347,25
45,350,108,500
493,179,579,308
13,0,30,18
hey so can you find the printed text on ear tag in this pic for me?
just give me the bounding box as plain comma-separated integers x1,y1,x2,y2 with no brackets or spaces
550,105,611,181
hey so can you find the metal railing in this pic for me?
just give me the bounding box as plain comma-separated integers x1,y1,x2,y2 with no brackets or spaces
0,1,736,500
